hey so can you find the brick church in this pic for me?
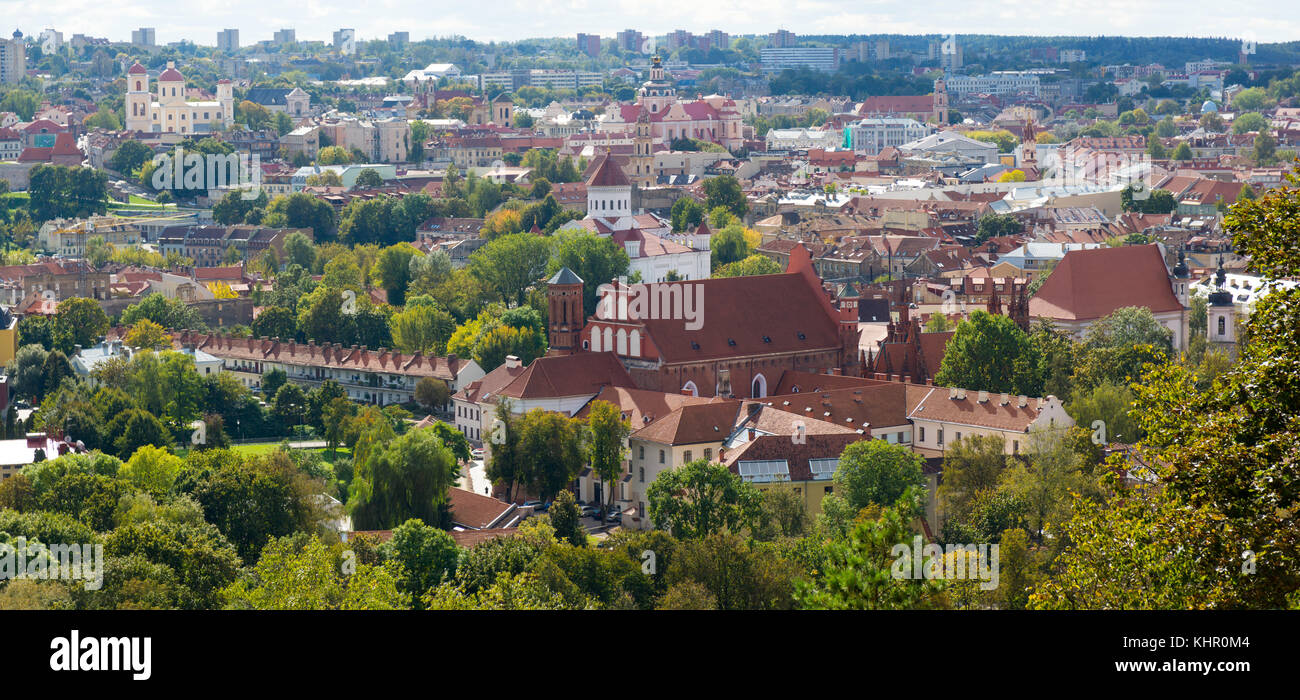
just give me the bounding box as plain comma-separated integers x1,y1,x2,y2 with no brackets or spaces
546,243,864,399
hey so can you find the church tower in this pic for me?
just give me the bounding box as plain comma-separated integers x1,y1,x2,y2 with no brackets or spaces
1206,257,1238,357
1021,118,1039,178
631,109,654,187
547,267,585,355
125,62,152,133
638,54,674,115
932,75,949,125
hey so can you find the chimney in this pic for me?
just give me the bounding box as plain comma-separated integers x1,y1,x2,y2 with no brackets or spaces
1017,395,1028,407
956,388,966,400
1000,393,1009,405
447,353,458,376
948,386,958,399
504,355,521,369
978,390,988,403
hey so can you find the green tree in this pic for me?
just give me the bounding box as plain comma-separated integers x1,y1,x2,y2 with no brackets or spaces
349,427,458,530
585,400,630,518
647,459,763,540
702,175,747,218
795,489,947,609
934,310,1044,395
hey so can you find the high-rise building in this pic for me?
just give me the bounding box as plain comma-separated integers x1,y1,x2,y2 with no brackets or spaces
0,31,25,85
333,28,356,56
769,29,796,48
272,29,296,45
39,29,63,55
388,32,409,46
616,29,644,53
131,27,156,47
577,33,601,57
216,29,239,53
706,30,729,52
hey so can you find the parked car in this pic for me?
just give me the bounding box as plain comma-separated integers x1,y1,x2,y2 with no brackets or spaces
580,505,599,518
605,508,622,524
522,500,543,511
471,447,485,459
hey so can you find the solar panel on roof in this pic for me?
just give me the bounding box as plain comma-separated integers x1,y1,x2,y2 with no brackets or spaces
738,460,790,483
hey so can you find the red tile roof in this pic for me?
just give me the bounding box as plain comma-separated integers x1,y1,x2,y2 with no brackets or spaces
496,351,636,401
630,400,742,445
585,153,632,188
1029,244,1181,321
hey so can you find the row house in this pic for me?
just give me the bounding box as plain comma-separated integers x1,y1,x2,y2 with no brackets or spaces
158,224,311,267
0,260,110,304
166,330,486,407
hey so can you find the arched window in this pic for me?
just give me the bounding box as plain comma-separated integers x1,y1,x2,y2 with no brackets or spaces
590,327,602,351
751,373,768,398
682,380,699,397
616,328,628,355
629,329,641,357
1218,316,1226,336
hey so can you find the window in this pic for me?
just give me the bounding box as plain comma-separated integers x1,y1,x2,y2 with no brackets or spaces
639,446,645,459
683,450,692,463
638,467,644,482
659,450,665,464
919,427,926,443
938,429,944,446
1218,316,1226,336
703,448,712,461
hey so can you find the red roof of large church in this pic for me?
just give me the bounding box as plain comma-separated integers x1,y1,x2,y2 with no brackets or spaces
159,66,184,82
1029,244,1181,321
128,62,147,75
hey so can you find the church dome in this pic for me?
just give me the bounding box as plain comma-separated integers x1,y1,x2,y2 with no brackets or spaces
1200,100,1218,114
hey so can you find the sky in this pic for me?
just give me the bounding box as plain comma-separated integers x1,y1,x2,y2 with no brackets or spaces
3,0,1298,45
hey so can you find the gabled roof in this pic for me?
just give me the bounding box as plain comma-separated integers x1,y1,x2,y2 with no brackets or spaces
496,351,636,401
631,400,741,446
632,273,842,363
907,387,1056,432
448,488,520,530
724,433,868,481
573,386,718,428
1029,244,1181,321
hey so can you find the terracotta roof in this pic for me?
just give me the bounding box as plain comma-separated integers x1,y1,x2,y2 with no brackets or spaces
496,351,636,401
757,383,915,432
629,273,843,363
585,154,631,188
454,359,528,404
907,387,1055,432
631,401,742,446
1029,244,1181,321
127,62,147,75
448,487,519,529
724,433,869,481
772,370,891,395
159,67,184,82
573,386,717,428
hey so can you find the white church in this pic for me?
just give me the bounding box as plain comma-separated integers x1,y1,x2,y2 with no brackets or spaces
125,61,234,135
558,154,711,283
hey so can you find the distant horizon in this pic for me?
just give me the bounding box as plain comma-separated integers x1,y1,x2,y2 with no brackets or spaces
7,1,1299,46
